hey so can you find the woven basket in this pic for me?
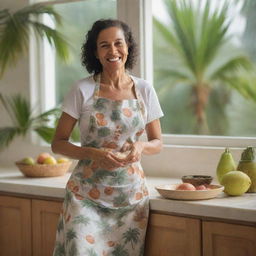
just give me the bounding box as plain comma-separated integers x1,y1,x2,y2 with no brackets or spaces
15,161,72,177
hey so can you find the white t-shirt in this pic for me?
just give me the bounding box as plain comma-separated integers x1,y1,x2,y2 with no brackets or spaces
62,75,164,125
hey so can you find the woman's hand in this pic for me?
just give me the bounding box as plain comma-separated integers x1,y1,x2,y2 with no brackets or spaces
119,141,145,164
91,148,125,170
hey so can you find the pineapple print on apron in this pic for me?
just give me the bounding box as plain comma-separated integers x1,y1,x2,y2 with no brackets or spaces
53,75,149,256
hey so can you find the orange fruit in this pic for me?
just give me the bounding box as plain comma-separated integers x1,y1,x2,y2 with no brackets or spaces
104,186,114,195
85,235,95,244
88,187,100,199
97,119,108,126
135,192,143,200
72,186,79,193
83,166,93,178
122,108,132,117
67,180,75,190
139,170,145,178
74,193,84,200
143,188,149,196
136,129,145,136
127,166,135,175
95,113,104,120
107,241,115,247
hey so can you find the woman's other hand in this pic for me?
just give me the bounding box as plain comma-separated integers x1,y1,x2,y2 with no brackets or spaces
92,148,125,170
118,141,145,164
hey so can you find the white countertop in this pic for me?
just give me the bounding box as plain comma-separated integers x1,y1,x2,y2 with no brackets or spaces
0,167,256,223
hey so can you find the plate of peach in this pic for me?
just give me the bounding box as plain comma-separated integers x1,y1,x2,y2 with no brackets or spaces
155,183,224,200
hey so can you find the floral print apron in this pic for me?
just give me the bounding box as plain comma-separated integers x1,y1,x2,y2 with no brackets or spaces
53,75,149,256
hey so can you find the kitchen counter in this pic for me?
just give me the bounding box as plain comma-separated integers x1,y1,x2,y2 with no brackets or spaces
0,167,256,223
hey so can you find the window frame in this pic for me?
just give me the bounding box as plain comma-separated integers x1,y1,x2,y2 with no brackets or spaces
30,0,256,149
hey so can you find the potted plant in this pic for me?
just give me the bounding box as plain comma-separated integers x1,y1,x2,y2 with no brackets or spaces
0,3,70,149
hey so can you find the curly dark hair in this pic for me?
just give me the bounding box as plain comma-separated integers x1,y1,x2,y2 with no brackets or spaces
81,19,137,74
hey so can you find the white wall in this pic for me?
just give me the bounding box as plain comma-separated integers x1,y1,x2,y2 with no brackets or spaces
0,0,244,179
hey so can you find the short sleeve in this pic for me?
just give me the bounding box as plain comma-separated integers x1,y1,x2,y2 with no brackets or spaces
146,85,164,124
61,84,82,120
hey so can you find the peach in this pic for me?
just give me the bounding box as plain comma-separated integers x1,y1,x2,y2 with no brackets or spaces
57,157,69,163
43,156,57,165
176,183,196,191
195,185,207,190
37,152,51,164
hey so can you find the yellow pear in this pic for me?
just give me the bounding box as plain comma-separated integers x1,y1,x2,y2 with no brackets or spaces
216,148,236,184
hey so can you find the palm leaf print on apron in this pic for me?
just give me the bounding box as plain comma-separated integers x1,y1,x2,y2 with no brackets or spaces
53,75,149,256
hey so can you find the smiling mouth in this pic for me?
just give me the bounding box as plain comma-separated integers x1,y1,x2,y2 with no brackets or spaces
107,57,121,62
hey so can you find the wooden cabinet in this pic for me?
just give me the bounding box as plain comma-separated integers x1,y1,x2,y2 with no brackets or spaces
203,221,256,256
145,213,256,256
145,213,201,256
0,196,32,256
0,195,62,256
32,200,62,256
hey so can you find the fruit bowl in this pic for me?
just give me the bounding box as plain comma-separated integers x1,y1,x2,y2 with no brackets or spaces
15,161,72,177
155,184,224,200
181,175,213,186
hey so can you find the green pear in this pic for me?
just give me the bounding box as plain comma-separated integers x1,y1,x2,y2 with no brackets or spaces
22,157,35,165
216,148,236,184
237,147,256,193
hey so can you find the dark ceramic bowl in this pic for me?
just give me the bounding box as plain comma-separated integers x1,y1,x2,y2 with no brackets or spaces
181,175,213,186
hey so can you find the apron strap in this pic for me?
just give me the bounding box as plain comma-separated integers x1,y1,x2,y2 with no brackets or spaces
93,74,101,98
132,77,147,123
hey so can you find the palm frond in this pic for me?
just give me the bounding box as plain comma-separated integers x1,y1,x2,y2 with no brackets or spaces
0,94,32,129
34,126,56,143
210,56,252,81
153,17,179,51
29,21,69,61
33,107,61,122
0,127,22,149
18,4,62,25
0,4,69,77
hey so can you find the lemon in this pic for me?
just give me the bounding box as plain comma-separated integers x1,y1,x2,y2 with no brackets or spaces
222,171,251,196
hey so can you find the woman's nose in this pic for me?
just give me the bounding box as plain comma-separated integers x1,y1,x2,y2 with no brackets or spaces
109,44,117,54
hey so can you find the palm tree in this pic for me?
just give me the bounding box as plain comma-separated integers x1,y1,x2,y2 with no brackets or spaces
0,3,71,148
154,0,251,134
66,228,77,243
112,244,129,256
0,94,60,149
122,228,140,249
0,3,69,77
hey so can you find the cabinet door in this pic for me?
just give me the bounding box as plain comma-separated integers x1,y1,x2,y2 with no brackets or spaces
203,221,256,256
145,213,201,256
32,199,62,256
0,195,32,256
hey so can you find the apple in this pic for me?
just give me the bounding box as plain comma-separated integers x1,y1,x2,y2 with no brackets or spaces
37,152,51,164
195,185,207,190
43,156,57,165
57,157,69,164
176,183,196,191
21,157,35,165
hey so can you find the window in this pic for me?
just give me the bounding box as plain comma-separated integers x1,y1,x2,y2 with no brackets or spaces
31,0,256,148
31,0,143,113
152,0,256,145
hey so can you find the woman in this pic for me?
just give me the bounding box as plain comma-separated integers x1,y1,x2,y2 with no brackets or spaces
52,19,163,256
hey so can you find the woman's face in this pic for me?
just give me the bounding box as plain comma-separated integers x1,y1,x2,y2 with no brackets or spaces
96,26,128,73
